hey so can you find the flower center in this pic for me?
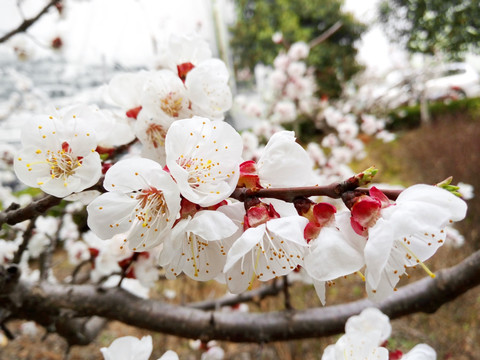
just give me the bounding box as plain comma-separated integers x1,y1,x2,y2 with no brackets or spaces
146,123,167,149
135,187,167,226
47,142,82,180
176,156,221,189
160,92,184,118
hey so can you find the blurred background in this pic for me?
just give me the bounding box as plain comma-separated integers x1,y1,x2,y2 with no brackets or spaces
0,0,479,359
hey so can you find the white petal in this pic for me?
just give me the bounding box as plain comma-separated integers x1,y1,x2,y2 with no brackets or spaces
345,308,391,344
165,117,242,207
157,350,179,360
401,344,437,360
364,218,395,290
258,131,316,188
224,225,264,273
266,216,309,247
304,226,364,281
87,192,136,239
101,335,152,360
188,210,238,240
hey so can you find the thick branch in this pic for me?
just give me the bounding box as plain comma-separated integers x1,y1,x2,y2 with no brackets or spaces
0,0,60,43
188,280,283,310
0,195,62,227
2,250,480,343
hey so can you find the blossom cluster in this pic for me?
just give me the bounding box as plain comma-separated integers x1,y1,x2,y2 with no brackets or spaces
8,34,468,306
233,38,395,186
322,308,437,360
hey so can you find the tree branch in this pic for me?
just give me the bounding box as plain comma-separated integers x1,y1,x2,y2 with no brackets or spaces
309,21,343,48
2,249,480,343
0,195,62,227
231,185,401,203
0,0,61,43
188,280,283,311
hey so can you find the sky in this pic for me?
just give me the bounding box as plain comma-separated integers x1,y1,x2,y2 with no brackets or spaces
2,0,477,74
0,0,396,71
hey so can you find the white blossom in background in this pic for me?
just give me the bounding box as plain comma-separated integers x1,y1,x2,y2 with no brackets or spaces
87,158,181,251
287,41,310,61
154,34,212,72
322,308,436,360
82,231,132,283
101,335,179,360
457,182,474,200
0,239,19,265
140,70,191,123
108,71,149,115
185,59,233,120
14,107,102,197
165,117,243,207
400,344,437,359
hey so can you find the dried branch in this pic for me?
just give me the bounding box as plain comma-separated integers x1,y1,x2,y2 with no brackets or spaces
2,249,480,343
0,0,61,43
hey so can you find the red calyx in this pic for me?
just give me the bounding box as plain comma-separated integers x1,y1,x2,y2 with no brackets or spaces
244,202,280,230
126,106,142,119
389,350,403,360
237,160,262,191
52,37,63,49
303,202,336,242
177,62,195,82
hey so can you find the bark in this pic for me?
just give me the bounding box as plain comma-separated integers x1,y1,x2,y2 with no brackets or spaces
1,249,479,343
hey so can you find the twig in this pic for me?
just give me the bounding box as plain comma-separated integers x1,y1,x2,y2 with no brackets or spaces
231,185,401,203
0,195,61,228
282,277,292,310
309,21,343,48
0,0,61,43
39,234,57,281
12,216,37,264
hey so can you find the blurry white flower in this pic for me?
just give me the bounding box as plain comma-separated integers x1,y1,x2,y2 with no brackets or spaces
287,41,310,60
272,31,283,44
457,182,474,200
101,335,152,360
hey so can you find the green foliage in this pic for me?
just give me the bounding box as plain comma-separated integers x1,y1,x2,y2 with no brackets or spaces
387,97,480,130
379,0,480,59
229,0,367,98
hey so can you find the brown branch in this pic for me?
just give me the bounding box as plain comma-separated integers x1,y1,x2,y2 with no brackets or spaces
2,249,480,343
0,195,62,227
309,21,343,48
12,216,37,263
231,185,401,203
0,0,61,43
188,280,283,310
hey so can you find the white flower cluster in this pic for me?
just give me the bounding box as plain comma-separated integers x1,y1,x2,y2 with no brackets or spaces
233,40,395,187
9,35,467,305
322,308,437,360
